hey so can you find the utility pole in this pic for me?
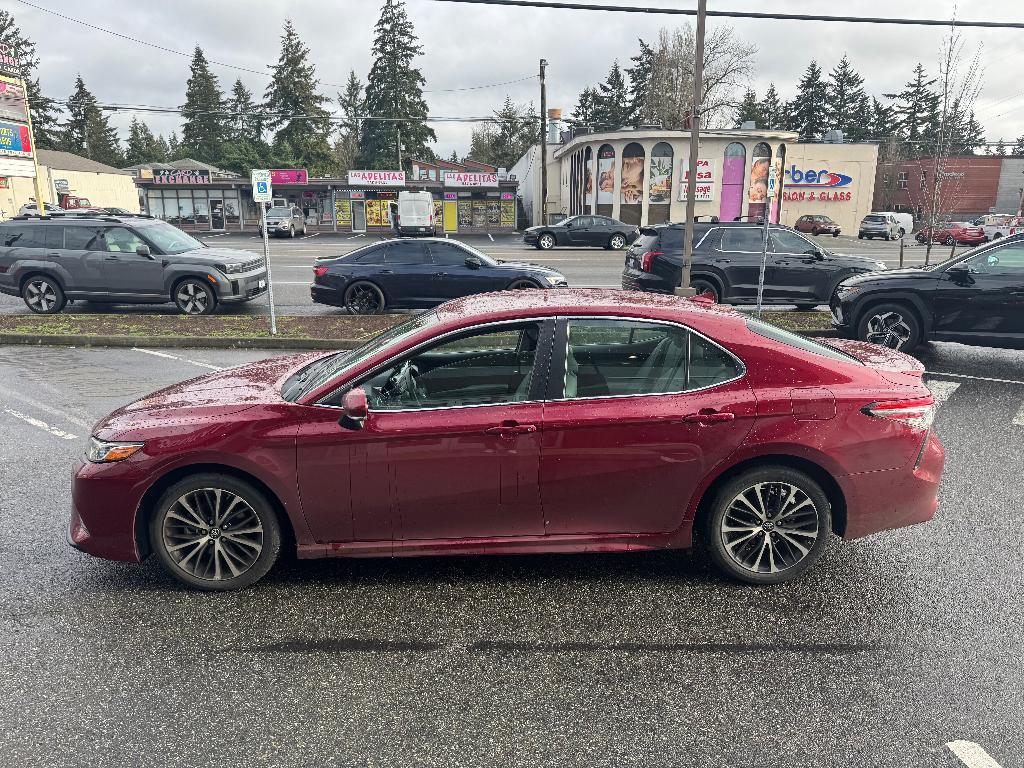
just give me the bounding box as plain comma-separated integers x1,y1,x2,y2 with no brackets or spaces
677,0,707,297
540,58,548,226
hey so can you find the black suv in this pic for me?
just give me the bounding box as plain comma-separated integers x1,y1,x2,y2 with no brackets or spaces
0,214,268,315
832,233,1024,351
621,221,887,309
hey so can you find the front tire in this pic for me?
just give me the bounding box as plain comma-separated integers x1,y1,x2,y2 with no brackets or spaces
857,302,921,351
608,233,627,250
22,275,67,314
344,280,386,315
288,225,295,239
537,233,556,250
506,279,540,290
944,235,955,246
149,473,282,591
794,303,818,311
173,278,217,315
705,466,831,584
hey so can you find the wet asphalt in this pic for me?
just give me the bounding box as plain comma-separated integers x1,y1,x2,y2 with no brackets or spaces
0,340,1022,767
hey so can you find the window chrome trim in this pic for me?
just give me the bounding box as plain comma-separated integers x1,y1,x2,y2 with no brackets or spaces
315,317,549,413
553,315,747,404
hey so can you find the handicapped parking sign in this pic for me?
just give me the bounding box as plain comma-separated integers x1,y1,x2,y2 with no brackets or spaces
251,170,272,202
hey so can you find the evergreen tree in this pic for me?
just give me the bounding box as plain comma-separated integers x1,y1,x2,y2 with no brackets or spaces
593,61,629,129
759,83,784,130
884,63,940,157
845,93,873,142
124,117,166,165
466,96,535,170
571,87,599,125
448,150,459,163
625,40,655,126
264,20,334,174
786,61,828,141
359,0,436,169
733,88,760,127
180,47,227,163
0,11,60,149
167,132,181,160
824,55,867,138
219,78,271,175
1012,136,1024,157
869,97,896,141
332,70,363,173
154,134,171,160
945,97,985,155
994,138,1007,156
59,75,121,166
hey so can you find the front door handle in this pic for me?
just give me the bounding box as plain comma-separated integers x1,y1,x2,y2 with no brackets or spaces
379,269,393,274
485,422,538,437
681,409,735,424
104,256,119,261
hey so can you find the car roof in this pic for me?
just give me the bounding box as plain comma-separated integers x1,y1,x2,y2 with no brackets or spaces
3,213,155,225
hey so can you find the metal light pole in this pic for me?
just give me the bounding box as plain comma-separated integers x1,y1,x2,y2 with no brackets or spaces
677,0,707,297
540,58,548,226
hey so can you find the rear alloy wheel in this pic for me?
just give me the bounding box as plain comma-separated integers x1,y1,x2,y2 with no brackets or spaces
706,467,831,584
537,233,556,250
344,281,386,315
507,279,539,290
691,278,720,303
150,473,281,590
22,275,67,314
174,279,216,315
608,233,627,250
944,235,955,246
811,228,820,236
857,302,921,351
288,225,296,238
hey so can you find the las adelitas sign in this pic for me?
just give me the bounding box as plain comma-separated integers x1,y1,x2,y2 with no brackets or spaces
348,170,406,187
444,172,499,188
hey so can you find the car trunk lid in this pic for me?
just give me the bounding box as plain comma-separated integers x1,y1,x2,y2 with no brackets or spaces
819,338,926,387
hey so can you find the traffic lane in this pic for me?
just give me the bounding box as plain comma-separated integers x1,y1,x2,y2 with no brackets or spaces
0,346,1023,764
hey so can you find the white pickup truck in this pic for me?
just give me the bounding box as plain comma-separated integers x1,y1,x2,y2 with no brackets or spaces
974,214,1023,241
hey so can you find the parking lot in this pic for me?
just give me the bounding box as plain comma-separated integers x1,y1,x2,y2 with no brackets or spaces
0,232,951,316
1,338,1022,766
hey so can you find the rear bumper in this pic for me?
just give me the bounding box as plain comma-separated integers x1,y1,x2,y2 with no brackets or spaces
311,284,345,306
621,269,673,293
840,432,945,539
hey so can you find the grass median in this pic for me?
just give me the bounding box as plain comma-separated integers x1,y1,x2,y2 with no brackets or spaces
0,308,834,346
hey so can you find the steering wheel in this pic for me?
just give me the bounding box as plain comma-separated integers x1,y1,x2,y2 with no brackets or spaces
381,361,424,404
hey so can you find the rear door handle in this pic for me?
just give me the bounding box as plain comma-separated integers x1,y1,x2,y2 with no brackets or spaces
379,269,393,274
485,422,538,437
681,410,735,424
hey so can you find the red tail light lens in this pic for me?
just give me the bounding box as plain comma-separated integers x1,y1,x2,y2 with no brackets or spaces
313,265,329,278
862,396,935,431
640,250,663,272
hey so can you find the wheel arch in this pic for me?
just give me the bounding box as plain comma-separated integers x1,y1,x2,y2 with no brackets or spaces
168,272,219,303
850,292,932,336
690,269,727,300
134,462,298,561
18,267,68,293
344,277,391,306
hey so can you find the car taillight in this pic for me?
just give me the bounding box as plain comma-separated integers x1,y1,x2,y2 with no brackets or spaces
640,250,663,272
862,396,935,431
313,265,328,278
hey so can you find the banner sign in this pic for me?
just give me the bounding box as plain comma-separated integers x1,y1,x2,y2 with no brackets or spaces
0,76,29,123
0,120,32,158
348,170,405,187
0,43,21,79
678,158,715,201
270,169,308,185
443,172,498,188
152,168,211,185
783,165,853,189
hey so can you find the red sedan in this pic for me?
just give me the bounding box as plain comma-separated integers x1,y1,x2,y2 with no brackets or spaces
915,222,987,246
69,290,944,590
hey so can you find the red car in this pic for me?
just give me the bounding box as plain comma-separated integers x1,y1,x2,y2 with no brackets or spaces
69,290,944,590
915,222,986,246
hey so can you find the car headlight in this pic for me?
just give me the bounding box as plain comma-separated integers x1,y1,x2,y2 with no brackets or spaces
875,261,888,271
219,263,245,274
86,437,145,463
542,274,566,286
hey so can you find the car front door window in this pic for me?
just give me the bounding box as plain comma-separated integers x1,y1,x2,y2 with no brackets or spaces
99,227,162,294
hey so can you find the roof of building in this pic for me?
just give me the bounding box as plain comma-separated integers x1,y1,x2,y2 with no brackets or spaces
552,127,801,159
37,150,131,175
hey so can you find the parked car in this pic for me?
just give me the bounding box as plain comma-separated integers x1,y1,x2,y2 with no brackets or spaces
69,288,944,590
101,207,138,216
980,215,1022,242
621,221,887,310
794,214,841,237
832,233,1024,351
915,222,986,246
874,211,914,238
392,190,436,237
0,214,268,315
311,237,568,314
524,215,639,250
858,213,901,240
262,204,306,238
18,202,66,215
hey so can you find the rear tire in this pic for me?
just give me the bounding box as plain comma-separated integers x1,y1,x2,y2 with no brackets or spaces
690,278,720,303
22,275,67,314
944,235,955,246
856,301,921,351
704,466,831,585
344,280,386,315
794,303,818,311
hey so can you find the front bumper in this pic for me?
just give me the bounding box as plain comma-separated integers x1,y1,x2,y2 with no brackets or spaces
218,269,269,303
69,458,148,562
522,232,540,245
829,292,857,334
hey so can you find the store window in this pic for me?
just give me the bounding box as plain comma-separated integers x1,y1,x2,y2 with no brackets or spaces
721,142,746,223
146,190,164,220
193,189,209,225
223,191,240,224
648,142,673,225
920,170,927,189
177,192,195,224
620,143,644,226
595,144,615,219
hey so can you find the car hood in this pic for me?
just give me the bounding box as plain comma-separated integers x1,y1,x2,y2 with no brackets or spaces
840,266,937,287
93,352,327,439
492,259,565,277
822,252,887,270
173,246,263,266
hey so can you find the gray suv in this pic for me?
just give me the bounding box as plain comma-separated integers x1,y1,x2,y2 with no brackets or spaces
858,213,901,241
263,205,307,238
0,214,268,315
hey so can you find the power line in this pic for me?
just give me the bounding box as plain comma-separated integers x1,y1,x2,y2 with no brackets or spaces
432,0,1024,29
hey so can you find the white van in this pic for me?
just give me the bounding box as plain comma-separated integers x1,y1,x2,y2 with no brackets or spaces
875,211,914,238
393,191,436,236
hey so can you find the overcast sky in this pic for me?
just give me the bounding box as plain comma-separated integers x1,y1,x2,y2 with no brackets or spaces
9,0,1024,160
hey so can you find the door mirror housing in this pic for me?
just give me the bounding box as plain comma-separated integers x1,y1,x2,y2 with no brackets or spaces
338,387,368,431
945,264,973,279
136,244,153,258
804,249,825,260
465,256,483,269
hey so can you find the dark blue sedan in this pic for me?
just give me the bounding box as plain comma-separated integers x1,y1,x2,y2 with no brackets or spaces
310,238,569,314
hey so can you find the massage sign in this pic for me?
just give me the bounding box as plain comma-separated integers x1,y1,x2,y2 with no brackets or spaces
782,165,854,203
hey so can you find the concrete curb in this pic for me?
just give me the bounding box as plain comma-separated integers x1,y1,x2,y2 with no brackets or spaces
0,334,361,350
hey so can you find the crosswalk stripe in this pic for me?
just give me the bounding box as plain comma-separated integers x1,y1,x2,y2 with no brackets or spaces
925,379,961,409
1013,402,1024,427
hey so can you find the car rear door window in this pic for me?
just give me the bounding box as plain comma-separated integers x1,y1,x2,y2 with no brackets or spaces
562,319,742,398
348,245,384,264
719,228,766,252
64,226,105,250
430,242,470,266
383,241,429,264
0,225,45,248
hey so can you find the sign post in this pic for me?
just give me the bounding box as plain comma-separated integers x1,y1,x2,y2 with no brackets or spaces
251,170,277,335
755,163,777,320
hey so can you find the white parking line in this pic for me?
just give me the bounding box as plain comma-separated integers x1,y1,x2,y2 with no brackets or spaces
488,233,494,241
947,741,1003,768
925,380,960,409
0,386,94,429
301,232,321,239
2,407,78,440
345,234,365,240
1013,402,1024,427
925,370,1024,386
131,347,223,371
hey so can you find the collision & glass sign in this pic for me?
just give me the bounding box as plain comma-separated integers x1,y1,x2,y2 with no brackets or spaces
782,165,854,202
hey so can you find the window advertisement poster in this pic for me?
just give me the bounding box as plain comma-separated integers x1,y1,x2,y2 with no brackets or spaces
596,144,615,205
486,200,501,226
677,158,715,201
620,143,645,205
747,143,772,220
0,76,29,123
472,200,487,227
433,198,443,224
366,199,386,227
0,120,32,158
500,200,515,227
583,149,594,208
648,142,673,204
458,200,473,227
335,199,352,227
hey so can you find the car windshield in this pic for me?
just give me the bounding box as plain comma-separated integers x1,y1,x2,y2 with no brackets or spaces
131,221,205,254
266,207,291,217
281,311,441,402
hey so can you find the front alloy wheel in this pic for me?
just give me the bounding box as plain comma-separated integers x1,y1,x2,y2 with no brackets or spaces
862,309,917,350
609,234,627,250
174,279,216,315
537,233,556,250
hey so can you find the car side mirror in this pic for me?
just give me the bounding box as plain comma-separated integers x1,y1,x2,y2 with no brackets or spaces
465,256,482,269
805,249,824,260
945,264,972,279
338,387,368,431
136,244,152,258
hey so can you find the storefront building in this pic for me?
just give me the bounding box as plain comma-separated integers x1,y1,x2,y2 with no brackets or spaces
0,149,139,217
520,128,880,234
134,167,519,234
